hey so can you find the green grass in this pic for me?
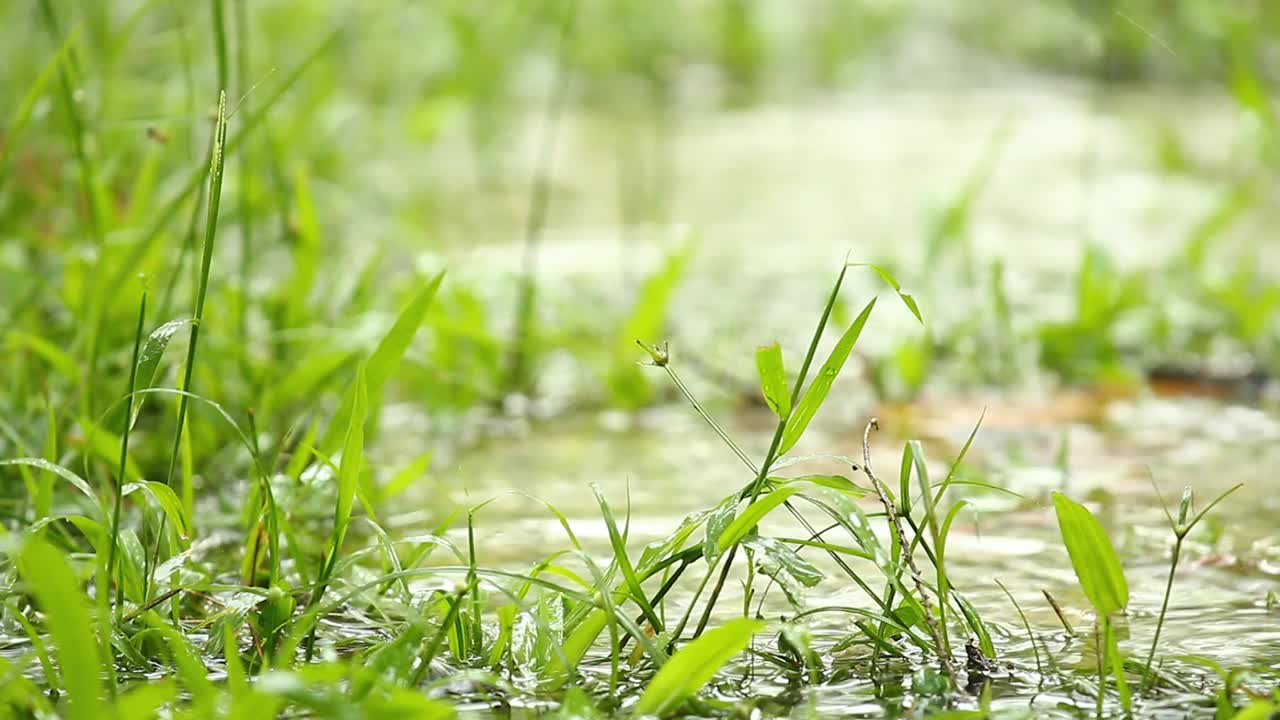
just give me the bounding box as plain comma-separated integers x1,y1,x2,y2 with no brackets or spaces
2,1,1279,718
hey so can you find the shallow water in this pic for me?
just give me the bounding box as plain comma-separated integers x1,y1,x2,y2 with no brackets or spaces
389,70,1280,715
406,385,1279,716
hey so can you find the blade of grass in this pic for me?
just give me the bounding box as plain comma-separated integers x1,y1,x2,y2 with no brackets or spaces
780,297,876,455
109,286,148,614
592,485,663,635
754,342,790,418
95,30,340,319
319,272,445,454
305,364,367,660
1052,492,1128,618
16,537,106,720
633,617,764,717
147,90,229,601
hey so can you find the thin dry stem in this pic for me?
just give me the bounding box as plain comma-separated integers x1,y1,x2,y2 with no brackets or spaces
859,417,958,687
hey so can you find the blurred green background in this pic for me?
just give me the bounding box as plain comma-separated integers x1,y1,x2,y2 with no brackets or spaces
3,0,1279,451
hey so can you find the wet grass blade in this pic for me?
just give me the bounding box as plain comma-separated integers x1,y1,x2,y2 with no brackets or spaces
592,485,663,634
0,459,99,510
546,608,610,683
1052,492,1127,617
125,481,193,542
754,342,790,418
320,272,444,453
717,485,801,552
780,298,876,455
109,286,147,613
633,617,764,717
164,89,229,494
852,263,924,324
306,364,368,659
16,537,105,720
322,367,368,586
130,318,192,427
98,29,340,309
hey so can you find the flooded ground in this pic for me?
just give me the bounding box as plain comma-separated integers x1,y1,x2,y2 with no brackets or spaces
388,76,1280,715
417,390,1278,716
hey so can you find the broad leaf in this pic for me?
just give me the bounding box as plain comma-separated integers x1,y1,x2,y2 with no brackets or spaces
754,343,790,417
633,618,764,717
770,474,867,497
1052,492,1128,617
703,497,737,566
744,536,824,602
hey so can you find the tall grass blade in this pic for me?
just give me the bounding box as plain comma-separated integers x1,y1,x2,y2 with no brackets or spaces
109,286,147,612
15,537,105,720
320,272,444,453
305,364,368,659
592,485,663,634
164,89,229,496
99,30,340,306
780,298,876,455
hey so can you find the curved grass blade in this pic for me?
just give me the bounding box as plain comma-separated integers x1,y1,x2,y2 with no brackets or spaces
304,364,368,660
130,318,192,427
592,485,663,634
324,366,368,583
850,263,924,324
0,459,98,510
934,408,985,503
123,481,192,542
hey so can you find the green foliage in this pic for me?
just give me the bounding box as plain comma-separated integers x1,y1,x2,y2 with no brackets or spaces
633,618,764,717
0,1,1273,716
1052,492,1129,618
314,365,368,609
1053,491,1133,711
754,342,790,418
779,298,876,455
15,536,105,720
1038,246,1146,383
608,239,694,408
